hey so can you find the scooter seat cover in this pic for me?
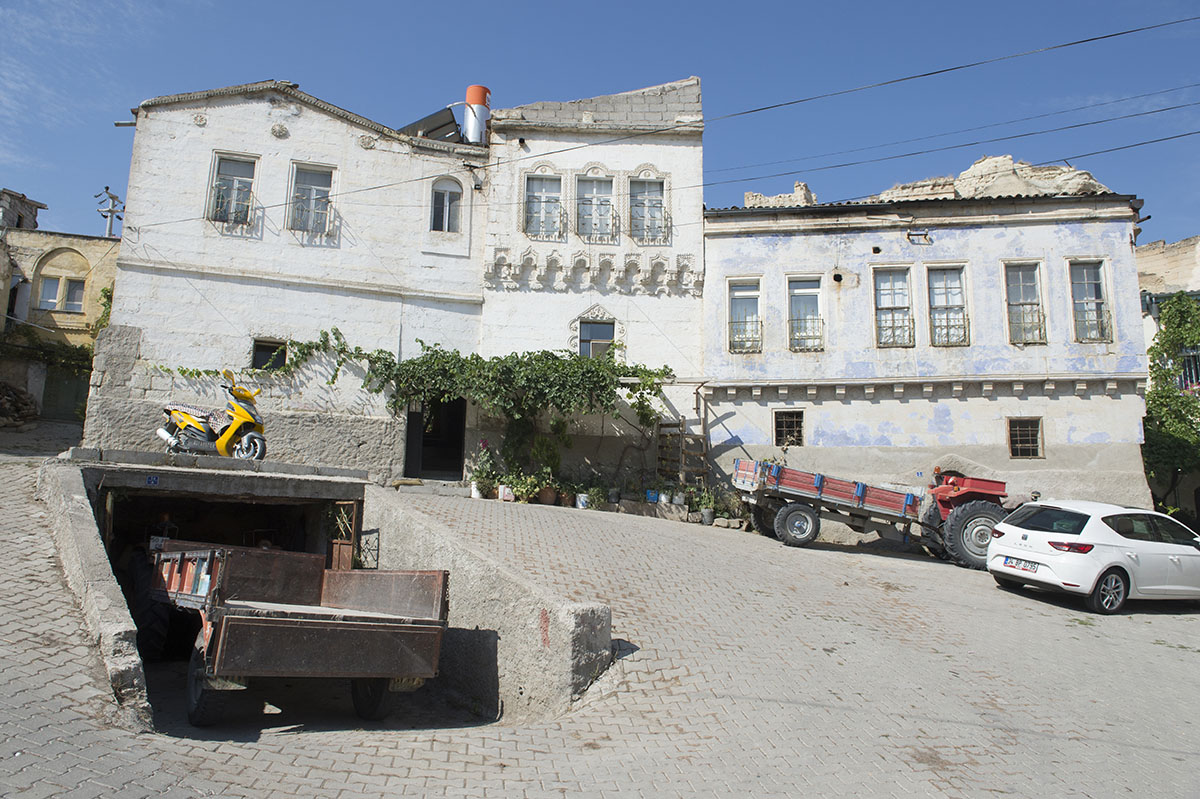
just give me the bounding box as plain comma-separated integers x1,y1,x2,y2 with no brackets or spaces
164,403,228,434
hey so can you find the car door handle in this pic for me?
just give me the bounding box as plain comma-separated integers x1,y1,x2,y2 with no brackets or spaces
1169,555,1181,563
1125,552,1139,560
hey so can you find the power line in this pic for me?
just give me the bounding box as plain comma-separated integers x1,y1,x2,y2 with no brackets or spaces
708,81,1200,175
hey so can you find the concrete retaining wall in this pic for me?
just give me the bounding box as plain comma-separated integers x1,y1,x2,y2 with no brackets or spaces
35,461,150,729
364,485,611,723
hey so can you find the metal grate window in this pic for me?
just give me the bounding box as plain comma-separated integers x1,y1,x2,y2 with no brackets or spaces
577,178,617,243
874,269,914,347
1178,347,1200,393
788,277,823,351
211,157,255,224
1070,261,1112,342
729,280,762,353
774,411,804,447
1008,417,1042,458
630,179,669,245
290,167,333,234
525,176,565,241
928,267,970,346
1005,263,1046,344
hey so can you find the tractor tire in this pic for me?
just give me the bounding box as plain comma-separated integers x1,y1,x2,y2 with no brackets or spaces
943,500,1006,570
130,555,169,661
920,504,950,561
774,503,821,548
749,503,777,538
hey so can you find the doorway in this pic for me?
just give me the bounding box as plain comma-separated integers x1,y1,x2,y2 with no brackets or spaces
404,398,466,480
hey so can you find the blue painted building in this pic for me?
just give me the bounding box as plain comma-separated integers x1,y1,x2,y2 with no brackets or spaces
701,157,1150,505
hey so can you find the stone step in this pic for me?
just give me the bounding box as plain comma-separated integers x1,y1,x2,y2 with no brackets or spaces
390,478,471,497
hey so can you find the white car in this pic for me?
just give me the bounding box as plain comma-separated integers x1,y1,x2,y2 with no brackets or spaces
986,499,1200,614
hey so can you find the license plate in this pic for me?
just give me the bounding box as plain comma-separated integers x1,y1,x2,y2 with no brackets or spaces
1003,556,1038,573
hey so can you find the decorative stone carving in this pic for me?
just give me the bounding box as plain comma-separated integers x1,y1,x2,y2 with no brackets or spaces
271,123,290,139
568,304,626,359
358,135,377,150
192,114,208,127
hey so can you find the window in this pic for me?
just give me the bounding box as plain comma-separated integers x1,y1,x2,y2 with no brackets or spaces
210,156,255,224
431,177,462,233
1103,514,1158,542
729,280,762,353
774,411,804,447
1005,263,1045,344
1004,505,1087,535
788,278,823,351
630,179,668,244
252,340,287,370
1070,260,1111,342
577,178,615,243
1008,417,1042,458
928,267,969,346
290,167,332,234
874,269,913,347
579,321,615,358
64,280,85,313
524,176,563,240
37,277,60,310
1152,515,1199,545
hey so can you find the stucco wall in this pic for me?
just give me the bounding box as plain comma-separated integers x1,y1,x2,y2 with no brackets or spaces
1137,235,1200,295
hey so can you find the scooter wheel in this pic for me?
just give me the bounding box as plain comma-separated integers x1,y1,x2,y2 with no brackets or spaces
232,432,267,460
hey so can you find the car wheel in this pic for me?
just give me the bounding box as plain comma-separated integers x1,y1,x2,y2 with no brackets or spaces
943,500,1006,570
1086,568,1129,614
992,573,1022,591
774,503,820,547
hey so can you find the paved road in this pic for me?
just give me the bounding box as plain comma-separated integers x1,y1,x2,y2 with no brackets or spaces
2,423,1199,797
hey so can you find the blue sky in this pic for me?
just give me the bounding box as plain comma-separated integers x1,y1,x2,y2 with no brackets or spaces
3,0,1198,244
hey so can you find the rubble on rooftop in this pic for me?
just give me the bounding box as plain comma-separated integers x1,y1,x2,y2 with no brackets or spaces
872,155,1112,202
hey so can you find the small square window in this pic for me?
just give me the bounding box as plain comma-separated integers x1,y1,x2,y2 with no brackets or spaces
252,340,287,370
579,321,615,358
1008,418,1042,458
774,411,804,447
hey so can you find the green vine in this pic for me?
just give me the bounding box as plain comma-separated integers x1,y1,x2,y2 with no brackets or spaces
90,286,113,335
0,326,93,375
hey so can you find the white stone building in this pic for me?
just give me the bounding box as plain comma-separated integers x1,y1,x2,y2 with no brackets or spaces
85,79,706,483
702,156,1152,506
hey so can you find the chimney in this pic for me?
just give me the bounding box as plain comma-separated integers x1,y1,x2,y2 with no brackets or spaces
463,85,491,144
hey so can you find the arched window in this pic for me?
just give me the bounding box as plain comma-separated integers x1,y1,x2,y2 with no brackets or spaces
431,178,462,232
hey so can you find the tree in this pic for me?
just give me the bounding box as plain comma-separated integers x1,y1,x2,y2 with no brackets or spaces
1143,292,1200,509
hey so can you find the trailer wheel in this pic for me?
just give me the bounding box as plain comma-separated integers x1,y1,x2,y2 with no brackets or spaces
943,501,1006,570
351,678,392,721
186,631,223,727
130,555,169,661
774,503,820,547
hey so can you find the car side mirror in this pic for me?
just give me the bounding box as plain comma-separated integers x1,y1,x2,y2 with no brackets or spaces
1193,537,1200,551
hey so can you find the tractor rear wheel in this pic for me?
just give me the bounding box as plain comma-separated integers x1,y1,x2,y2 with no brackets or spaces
943,500,1006,570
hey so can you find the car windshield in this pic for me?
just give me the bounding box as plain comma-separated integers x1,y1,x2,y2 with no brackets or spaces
1002,505,1089,535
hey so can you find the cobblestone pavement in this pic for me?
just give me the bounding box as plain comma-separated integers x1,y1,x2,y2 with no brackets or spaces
2,423,1199,797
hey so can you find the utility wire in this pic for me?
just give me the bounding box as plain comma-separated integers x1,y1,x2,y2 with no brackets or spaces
126,14,1200,233
708,81,1200,175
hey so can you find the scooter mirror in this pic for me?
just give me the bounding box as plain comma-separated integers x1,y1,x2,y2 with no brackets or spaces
222,369,235,382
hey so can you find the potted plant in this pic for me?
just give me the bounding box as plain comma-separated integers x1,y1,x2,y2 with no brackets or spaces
326,504,356,570
588,486,608,510
697,487,717,525
536,468,558,505
671,484,687,506
470,440,500,500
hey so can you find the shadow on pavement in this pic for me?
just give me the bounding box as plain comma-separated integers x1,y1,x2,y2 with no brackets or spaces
0,420,82,457
991,581,1200,616
144,660,492,741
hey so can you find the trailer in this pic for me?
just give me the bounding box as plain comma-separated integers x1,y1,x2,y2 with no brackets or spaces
150,540,449,726
733,459,1009,569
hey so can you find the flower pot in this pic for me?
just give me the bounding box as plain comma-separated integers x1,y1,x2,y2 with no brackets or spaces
470,481,483,499
658,493,671,505
645,489,659,503
558,491,575,507
607,488,621,504
575,494,590,509
538,485,558,505
701,508,716,525
498,484,515,502
672,492,686,505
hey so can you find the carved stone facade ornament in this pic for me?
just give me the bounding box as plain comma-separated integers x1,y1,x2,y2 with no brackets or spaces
486,246,702,296
271,123,290,139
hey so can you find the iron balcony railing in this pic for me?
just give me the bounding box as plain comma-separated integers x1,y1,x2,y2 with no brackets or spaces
1007,305,1047,345
930,312,970,347
526,205,568,242
290,191,332,235
875,314,915,348
576,202,619,244
1073,307,1112,343
788,316,825,352
632,209,672,246
729,320,763,353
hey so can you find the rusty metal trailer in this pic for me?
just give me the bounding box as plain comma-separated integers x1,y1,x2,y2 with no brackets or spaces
151,540,449,726
733,459,1009,569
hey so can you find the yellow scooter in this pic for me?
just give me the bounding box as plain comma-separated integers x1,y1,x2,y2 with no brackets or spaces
156,369,267,460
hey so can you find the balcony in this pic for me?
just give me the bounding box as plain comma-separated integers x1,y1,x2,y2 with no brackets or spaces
1073,307,1112,343
1007,305,1047,345
526,206,568,243
930,312,970,347
631,210,672,246
875,314,915,348
577,204,619,245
